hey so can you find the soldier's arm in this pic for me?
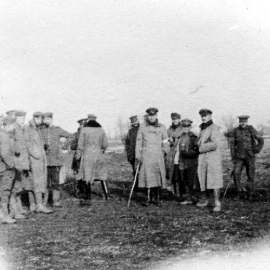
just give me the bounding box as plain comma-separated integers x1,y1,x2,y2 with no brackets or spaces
0,133,15,169
252,127,264,153
58,127,74,140
199,126,221,153
187,136,199,157
101,131,108,150
76,129,85,159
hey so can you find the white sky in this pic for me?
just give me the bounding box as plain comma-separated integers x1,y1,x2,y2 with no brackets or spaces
1,0,270,134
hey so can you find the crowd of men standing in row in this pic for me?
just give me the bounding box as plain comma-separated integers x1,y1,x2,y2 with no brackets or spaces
0,107,265,224
125,108,265,210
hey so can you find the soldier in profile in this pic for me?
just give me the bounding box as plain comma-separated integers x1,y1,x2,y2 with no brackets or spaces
125,115,140,190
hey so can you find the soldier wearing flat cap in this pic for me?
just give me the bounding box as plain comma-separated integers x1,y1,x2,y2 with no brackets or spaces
13,110,35,217
166,112,183,196
136,108,168,206
24,112,53,214
174,119,199,205
230,115,264,198
6,110,17,119
40,112,74,208
197,109,223,211
125,115,140,190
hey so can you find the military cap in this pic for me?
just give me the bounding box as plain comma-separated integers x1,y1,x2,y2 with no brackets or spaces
238,115,250,121
129,115,138,124
33,111,43,117
87,114,97,120
2,116,16,125
77,118,87,124
199,108,212,116
146,108,158,116
15,110,26,117
171,113,181,119
181,118,193,127
6,110,17,116
43,112,53,118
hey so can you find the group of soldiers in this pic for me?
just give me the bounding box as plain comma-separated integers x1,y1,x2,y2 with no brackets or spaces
0,110,74,224
125,108,264,210
0,107,265,224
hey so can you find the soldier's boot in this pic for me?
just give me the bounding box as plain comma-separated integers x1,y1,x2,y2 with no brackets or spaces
101,180,109,200
196,192,209,207
0,202,16,224
35,192,53,214
10,196,27,219
53,190,62,208
16,195,28,215
80,182,91,206
28,192,36,212
213,189,221,212
154,187,162,207
142,189,152,207
43,190,49,207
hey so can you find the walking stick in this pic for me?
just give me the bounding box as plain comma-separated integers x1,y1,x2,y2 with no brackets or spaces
223,169,234,199
127,163,140,207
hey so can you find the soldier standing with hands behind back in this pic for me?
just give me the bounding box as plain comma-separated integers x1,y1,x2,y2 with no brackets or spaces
231,115,264,199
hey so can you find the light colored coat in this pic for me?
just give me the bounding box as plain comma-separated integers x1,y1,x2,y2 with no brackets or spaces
198,123,223,191
136,122,168,189
24,120,47,193
76,127,108,182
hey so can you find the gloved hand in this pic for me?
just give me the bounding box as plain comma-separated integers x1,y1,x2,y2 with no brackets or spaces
15,151,20,157
44,144,49,151
136,156,143,164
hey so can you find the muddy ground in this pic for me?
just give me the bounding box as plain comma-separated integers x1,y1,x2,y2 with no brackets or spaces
1,141,270,270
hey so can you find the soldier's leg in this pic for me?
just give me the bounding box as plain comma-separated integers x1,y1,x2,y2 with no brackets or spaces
0,171,16,224
181,167,196,205
153,186,162,207
35,191,53,214
51,166,62,208
173,166,180,197
101,180,109,200
179,169,186,198
245,157,256,194
142,188,152,206
233,159,245,192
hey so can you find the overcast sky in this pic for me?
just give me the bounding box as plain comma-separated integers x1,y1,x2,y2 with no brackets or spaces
1,0,270,134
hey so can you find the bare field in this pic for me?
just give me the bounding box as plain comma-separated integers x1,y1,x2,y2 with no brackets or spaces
1,141,270,270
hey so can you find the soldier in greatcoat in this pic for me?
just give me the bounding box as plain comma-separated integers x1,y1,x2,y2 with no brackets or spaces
24,112,53,214
136,108,168,206
230,115,264,198
76,116,109,205
167,113,183,196
125,115,140,190
41,112,74,207
174,119,199,205
14,110,34,216
197,109,223,212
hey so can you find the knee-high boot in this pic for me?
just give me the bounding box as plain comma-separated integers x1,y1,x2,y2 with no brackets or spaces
16,195,28,214
28,192,36,212
1,202,16,224
35,192,53,214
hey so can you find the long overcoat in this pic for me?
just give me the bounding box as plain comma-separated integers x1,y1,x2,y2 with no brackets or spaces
167,125,183,182
14,124,30,171
76,121,108,183
40,125,73,166
198,123,223,191
136,121,168,189
24,120,47,193
0,130,15,172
